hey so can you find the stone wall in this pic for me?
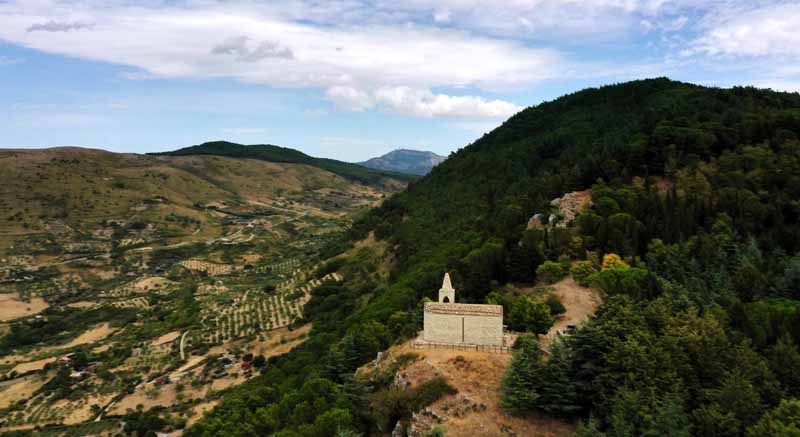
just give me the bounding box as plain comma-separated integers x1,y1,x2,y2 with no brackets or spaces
423,311,503,346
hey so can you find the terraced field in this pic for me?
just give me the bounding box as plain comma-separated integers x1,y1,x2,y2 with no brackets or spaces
0,147,403,433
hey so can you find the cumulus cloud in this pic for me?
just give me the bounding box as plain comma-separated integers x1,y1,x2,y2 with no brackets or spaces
374,87,522,118
0,0,566,97
27,20,92,32
327,86,522,118
2,0,797,120
325,86,374,111
211,36,250,56
244,41,294,61
685,3,800,58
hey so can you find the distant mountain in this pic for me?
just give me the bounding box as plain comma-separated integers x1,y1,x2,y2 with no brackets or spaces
359,149,446,175
153,141,417,186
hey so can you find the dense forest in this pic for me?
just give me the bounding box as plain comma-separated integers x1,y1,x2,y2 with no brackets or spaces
188,78,800,436
153,141,416,186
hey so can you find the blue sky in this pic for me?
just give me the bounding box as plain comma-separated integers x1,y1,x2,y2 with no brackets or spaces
1,1,799,162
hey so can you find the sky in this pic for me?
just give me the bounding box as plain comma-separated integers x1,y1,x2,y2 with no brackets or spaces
0,1,799,162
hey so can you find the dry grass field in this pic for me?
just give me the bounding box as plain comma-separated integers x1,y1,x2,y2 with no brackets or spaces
0,293,49,321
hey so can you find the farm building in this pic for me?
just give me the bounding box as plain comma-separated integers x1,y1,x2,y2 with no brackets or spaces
423,273,504,346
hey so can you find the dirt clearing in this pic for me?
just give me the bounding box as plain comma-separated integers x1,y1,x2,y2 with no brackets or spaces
0,375,49,409
373,342,574,437
546,276,601,342
9,357,56,375
0,293,49,321
63,323,116,348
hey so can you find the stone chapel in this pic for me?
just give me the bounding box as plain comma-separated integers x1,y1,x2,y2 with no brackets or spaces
422,273,504,346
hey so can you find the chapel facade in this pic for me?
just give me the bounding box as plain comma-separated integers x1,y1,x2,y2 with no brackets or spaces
422,273,504,346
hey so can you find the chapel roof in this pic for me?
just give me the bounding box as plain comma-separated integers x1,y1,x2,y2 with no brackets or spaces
424,302,503,317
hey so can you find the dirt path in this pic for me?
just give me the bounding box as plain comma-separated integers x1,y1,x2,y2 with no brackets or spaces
542,276,601,349
180,330,190,361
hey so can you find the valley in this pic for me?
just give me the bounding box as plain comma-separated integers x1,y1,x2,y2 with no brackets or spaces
0,147,406,434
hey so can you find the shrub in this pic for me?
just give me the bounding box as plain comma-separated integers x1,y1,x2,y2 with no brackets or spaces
546,295,566,316
509,297,553,334
411,377,457,410
536,261,568,284
571,261,597,287
602,253,629,270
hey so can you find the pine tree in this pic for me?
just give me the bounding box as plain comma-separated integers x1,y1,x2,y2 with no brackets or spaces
534,337,582,416
501,335,543,414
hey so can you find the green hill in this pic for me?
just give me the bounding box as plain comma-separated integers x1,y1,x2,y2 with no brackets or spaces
154,141,416,186
189,78,800,436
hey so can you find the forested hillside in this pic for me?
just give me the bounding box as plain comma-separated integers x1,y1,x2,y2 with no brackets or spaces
189,78,800,436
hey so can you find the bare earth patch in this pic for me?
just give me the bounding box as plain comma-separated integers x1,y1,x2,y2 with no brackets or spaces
9,357,56,375
0,374,49,409
60,393,116,425
151,331,181,347
375,342,575,437
0,293,49,321
132,276,175,292
62,323,116,348
66,301,96,309
543,276,602,349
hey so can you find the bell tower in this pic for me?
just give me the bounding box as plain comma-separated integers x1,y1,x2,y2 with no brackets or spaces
439,272,455,303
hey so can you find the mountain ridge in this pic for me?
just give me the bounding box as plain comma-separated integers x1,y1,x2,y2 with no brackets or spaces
153,141,417,186
359,148,446,175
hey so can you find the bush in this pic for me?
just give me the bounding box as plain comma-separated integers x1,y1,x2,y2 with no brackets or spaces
536,261,568,284
546,295,566,316
411,377,457,410
571,261,597,287
509,297,553,334
601,253,629,270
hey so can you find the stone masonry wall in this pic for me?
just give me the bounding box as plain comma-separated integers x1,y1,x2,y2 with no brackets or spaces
423,311,503,346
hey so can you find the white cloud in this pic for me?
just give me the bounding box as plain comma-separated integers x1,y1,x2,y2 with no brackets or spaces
211,36,250,56
686,3,800,58
1,0,796,122
373,87,522,118
326,86,374,112
211,36,294,62
433,9,451,23
326,85,522,118
0,0,565,118
27,20,93,32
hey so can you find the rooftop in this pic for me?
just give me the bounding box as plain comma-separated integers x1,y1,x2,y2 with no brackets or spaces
425,302,503,317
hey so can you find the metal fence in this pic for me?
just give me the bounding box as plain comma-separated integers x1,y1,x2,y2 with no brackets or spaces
411,339,511,354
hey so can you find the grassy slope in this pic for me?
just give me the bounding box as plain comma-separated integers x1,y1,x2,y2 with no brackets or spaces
0,147,394,253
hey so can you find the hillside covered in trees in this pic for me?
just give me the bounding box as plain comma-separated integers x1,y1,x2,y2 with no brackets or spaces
189,78,800,436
